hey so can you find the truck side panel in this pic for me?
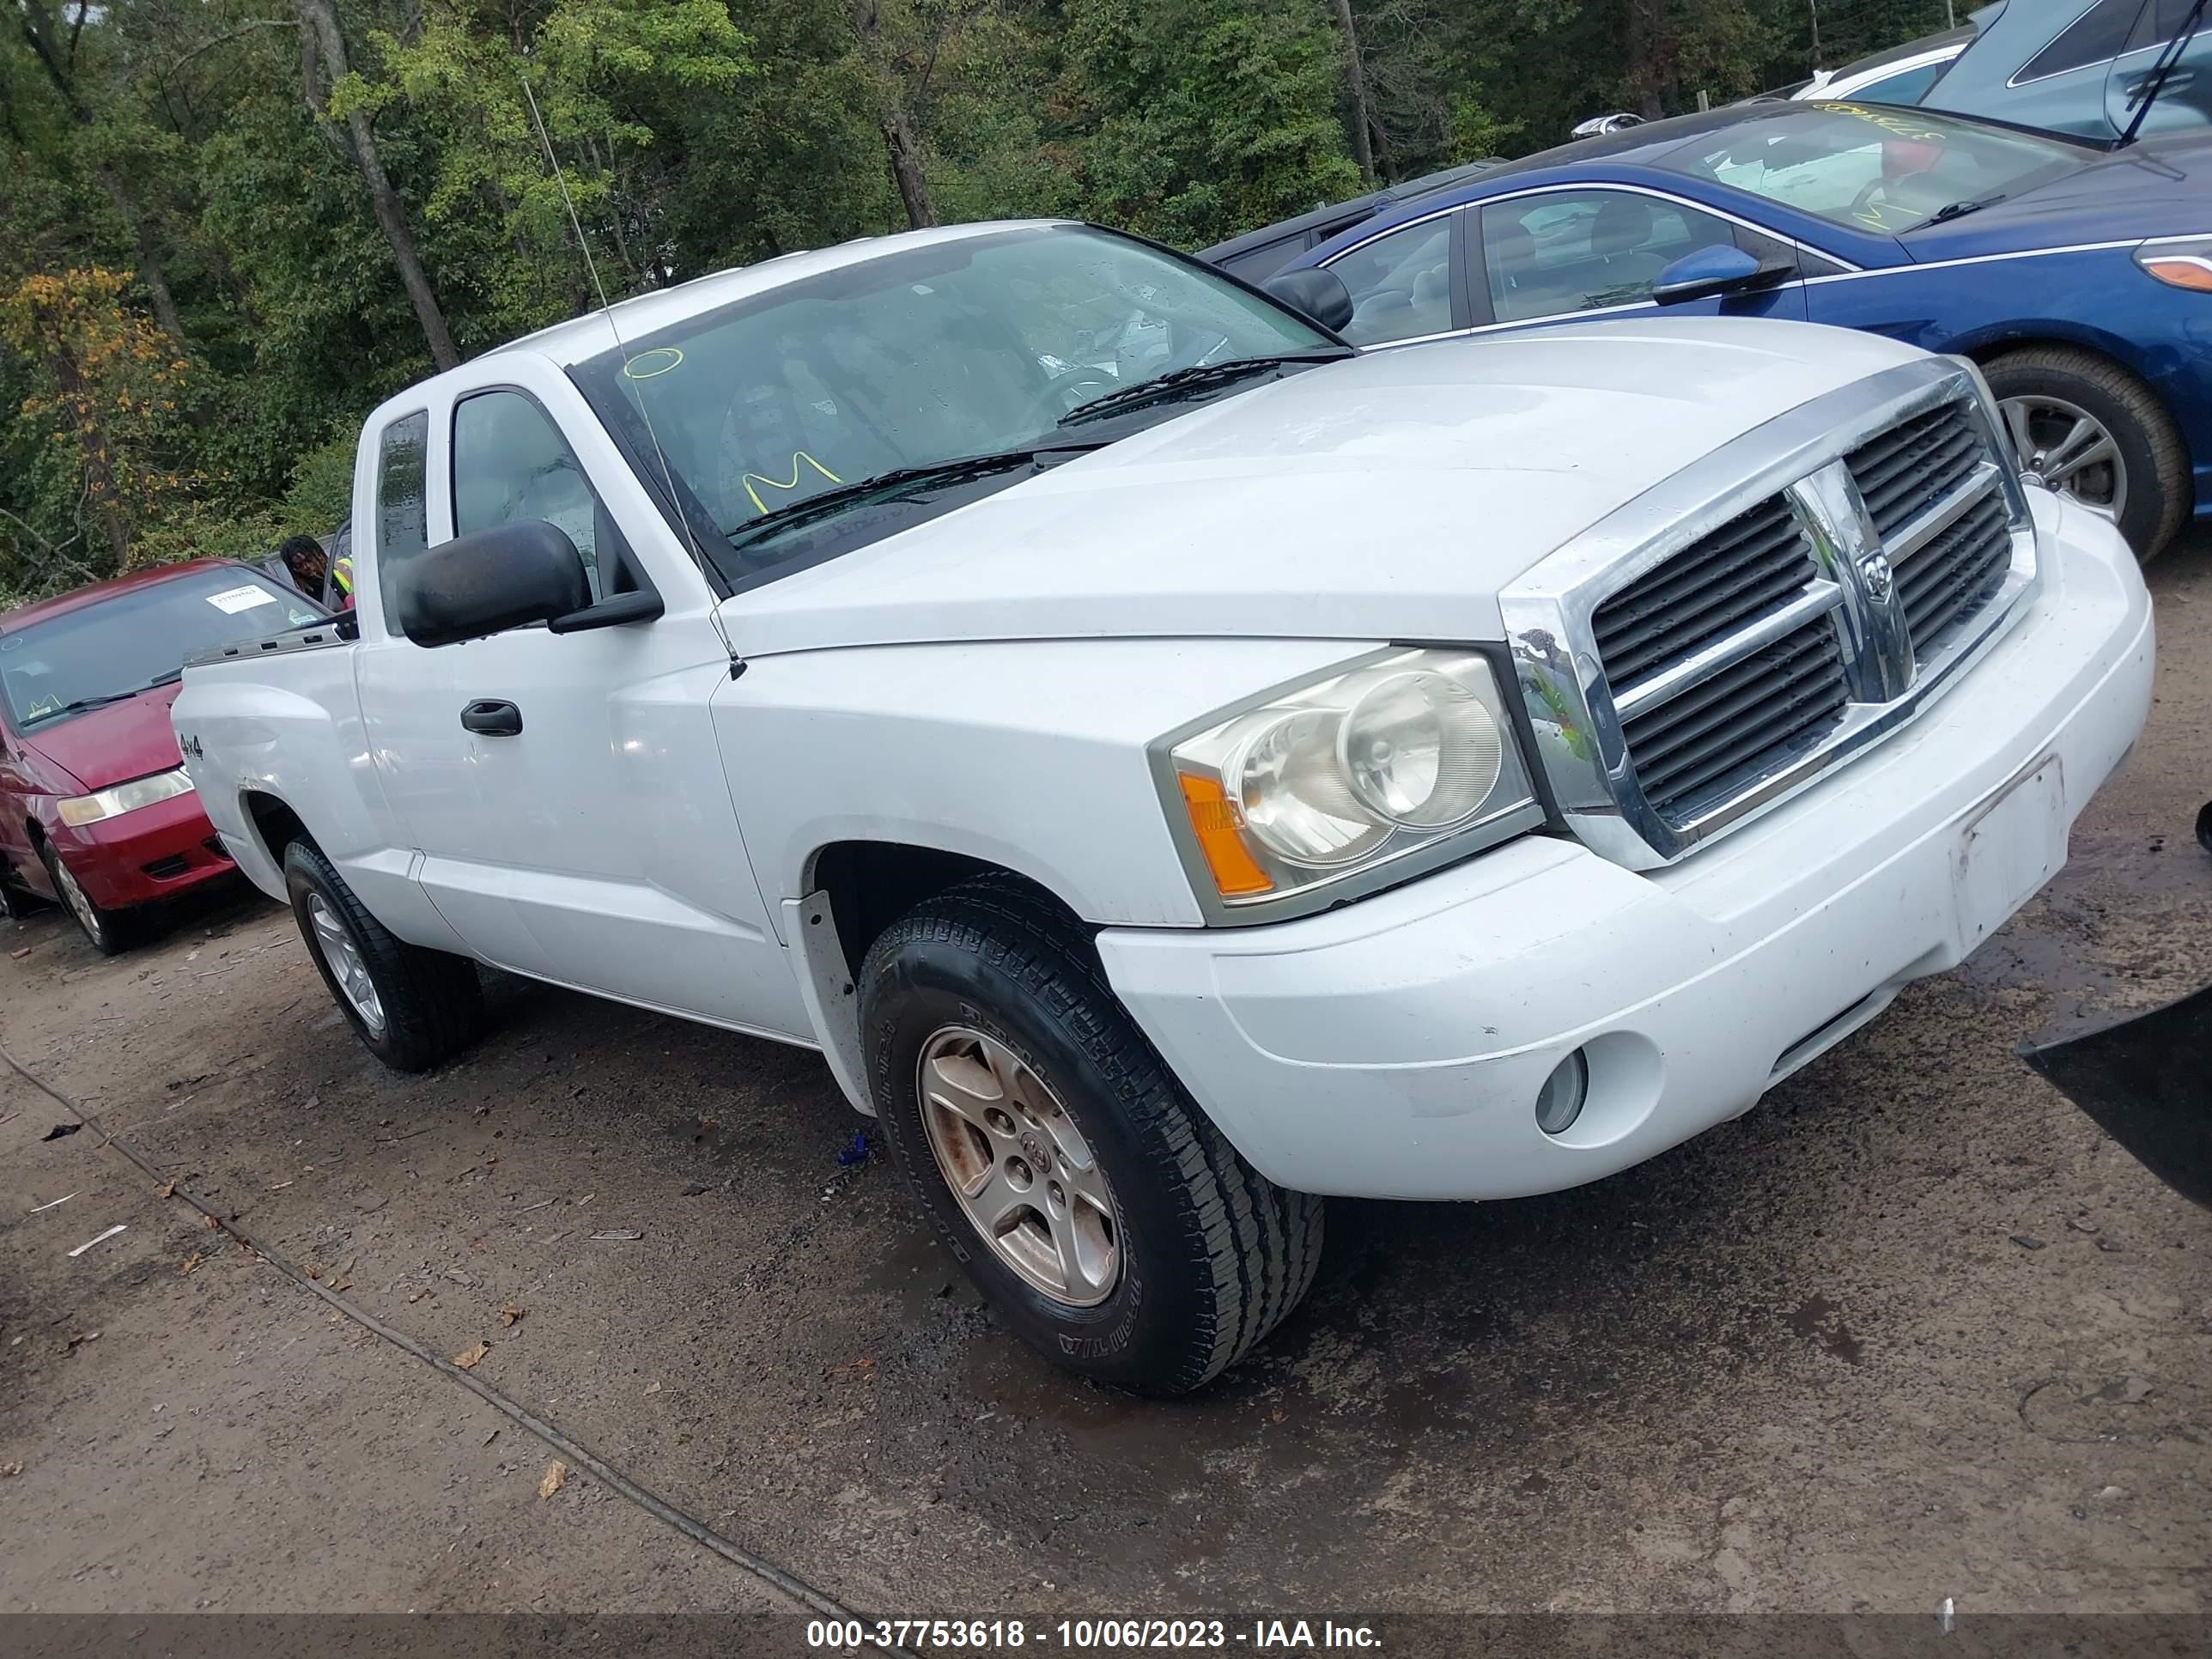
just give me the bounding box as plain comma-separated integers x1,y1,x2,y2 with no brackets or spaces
178,647,470,955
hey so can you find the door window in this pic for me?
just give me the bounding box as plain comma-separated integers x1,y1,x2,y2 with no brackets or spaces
450,391,619,602
2017,0,2138,80
1480,191,1739,323
374,410,430,631
1323,216,1457,345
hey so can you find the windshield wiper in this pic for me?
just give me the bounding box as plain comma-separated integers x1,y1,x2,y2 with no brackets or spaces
1920,193,2008,227
22,689,141,726
1057,349,1352,428
726,448,1085,554
2119,0,2209,145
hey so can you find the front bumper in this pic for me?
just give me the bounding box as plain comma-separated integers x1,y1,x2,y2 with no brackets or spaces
1097,492,2154,1201
52,787,234,910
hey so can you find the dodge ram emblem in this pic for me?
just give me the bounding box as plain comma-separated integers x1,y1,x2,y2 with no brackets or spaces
1856,550,1896,604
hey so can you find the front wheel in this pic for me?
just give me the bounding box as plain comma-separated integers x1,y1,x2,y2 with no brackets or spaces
1984,346,2188,562
39,843,141,956
860,878,1322,1395
284,841,485,1072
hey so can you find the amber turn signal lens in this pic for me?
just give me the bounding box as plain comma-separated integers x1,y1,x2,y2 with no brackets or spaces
1177,773,1273,898
2140,255,2212,293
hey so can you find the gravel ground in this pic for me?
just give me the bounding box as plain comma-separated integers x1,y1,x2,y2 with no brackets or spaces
0,544,2206,1620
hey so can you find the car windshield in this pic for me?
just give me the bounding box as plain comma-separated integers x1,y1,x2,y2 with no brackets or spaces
570,224,1335,581
1660,103,2087,233
0,568,322,731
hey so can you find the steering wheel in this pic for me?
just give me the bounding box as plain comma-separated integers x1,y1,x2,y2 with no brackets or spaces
1036,363,1120,421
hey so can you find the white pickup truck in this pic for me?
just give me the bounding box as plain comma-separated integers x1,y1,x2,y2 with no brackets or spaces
174,221,2153,1394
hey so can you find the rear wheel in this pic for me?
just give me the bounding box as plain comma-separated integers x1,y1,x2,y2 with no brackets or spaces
1984,346,2188,562
283,841,485,1072
39,843,140,956
860,877,1322,1395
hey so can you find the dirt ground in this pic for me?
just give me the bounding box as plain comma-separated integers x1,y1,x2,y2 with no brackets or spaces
1,549,2207,1623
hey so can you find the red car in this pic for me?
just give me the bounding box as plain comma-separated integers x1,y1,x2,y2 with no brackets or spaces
0,560,325,953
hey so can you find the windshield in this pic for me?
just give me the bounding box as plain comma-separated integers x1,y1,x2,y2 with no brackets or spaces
0,567,321,731
1660,103,2087,233
570,225,1334,583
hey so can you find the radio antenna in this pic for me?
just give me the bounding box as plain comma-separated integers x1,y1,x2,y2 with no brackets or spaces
518,73,738,665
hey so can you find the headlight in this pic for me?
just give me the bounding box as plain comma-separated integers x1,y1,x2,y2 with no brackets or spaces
55,767,195,828
2135,237,2212,293
1162,647,1543,915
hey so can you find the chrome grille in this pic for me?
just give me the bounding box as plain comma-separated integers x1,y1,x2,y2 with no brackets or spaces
1844,402,1983,544
1896,491,2013,657
1592,496,1813,688
1501,360,2041,870
1621,616,1845,822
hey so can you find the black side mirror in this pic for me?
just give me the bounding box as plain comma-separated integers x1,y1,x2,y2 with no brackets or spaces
1263,267,1356,333
1652,246,1794,307
395,520,592,647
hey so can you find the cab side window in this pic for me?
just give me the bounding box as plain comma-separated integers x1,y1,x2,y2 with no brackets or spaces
450,391,627,603
1323,216,1457,345
374,410,431,631
1480,191,1738,324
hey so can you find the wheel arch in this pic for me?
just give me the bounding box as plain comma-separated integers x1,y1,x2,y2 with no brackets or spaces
791,839,1091,1117
1956,328,2192,465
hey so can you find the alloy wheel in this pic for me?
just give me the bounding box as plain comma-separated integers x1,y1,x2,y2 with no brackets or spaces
915,1025,1121,1306
50,855,104,945
2001,393,2125,526
307,891,386,1036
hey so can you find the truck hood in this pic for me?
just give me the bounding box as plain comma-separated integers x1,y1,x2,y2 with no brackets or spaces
725,317,1925,656
17,680,184,793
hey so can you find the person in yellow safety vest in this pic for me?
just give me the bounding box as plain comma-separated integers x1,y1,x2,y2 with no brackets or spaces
275,531,356,612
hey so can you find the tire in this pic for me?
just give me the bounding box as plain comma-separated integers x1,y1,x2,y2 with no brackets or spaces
39,843,143,956
1982,346,2189,563
860,876,1322,1395
283,840,485,1072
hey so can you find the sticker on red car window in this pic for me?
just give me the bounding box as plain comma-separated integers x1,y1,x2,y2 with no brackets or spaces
204,585,279,614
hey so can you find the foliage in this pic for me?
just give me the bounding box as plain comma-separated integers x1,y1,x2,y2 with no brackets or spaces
0,0,1953,597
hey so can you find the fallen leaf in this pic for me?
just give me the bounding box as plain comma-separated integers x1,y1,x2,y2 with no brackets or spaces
499,1304,524,1328
179,1252,202,1276
643,1381,661,1395
203,1213,220,1231
0,1462,21,1476
305,1265,323,1281
453,1340,490,1370
538,1459,568,1499
155,1179,175,1199
329,1279,353,1294
407,1288,430,1304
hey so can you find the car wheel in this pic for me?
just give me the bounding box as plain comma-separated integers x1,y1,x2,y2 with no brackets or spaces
860,876,1323,1395
1984,346,2188,562
38,843,140,956
283,840,486,1073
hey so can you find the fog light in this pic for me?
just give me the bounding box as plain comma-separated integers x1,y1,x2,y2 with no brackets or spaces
1534,1050,1589,1135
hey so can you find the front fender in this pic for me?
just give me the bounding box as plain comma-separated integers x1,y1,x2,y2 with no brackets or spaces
712,635,1373,927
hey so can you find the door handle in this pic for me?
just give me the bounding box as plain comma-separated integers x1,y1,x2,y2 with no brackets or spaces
460,699,523,737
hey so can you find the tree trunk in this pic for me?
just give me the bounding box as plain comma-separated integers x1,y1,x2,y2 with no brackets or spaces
99,175,186,343
1326,0,1377,187
294,0,459,372
20,3,188,345
848,0,937,230
880,111,936,230
1625,0,1668,119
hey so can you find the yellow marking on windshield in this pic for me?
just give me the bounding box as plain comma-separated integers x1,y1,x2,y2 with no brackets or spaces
622,348,684,380
1808,102,1948,142
742,452,843,516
